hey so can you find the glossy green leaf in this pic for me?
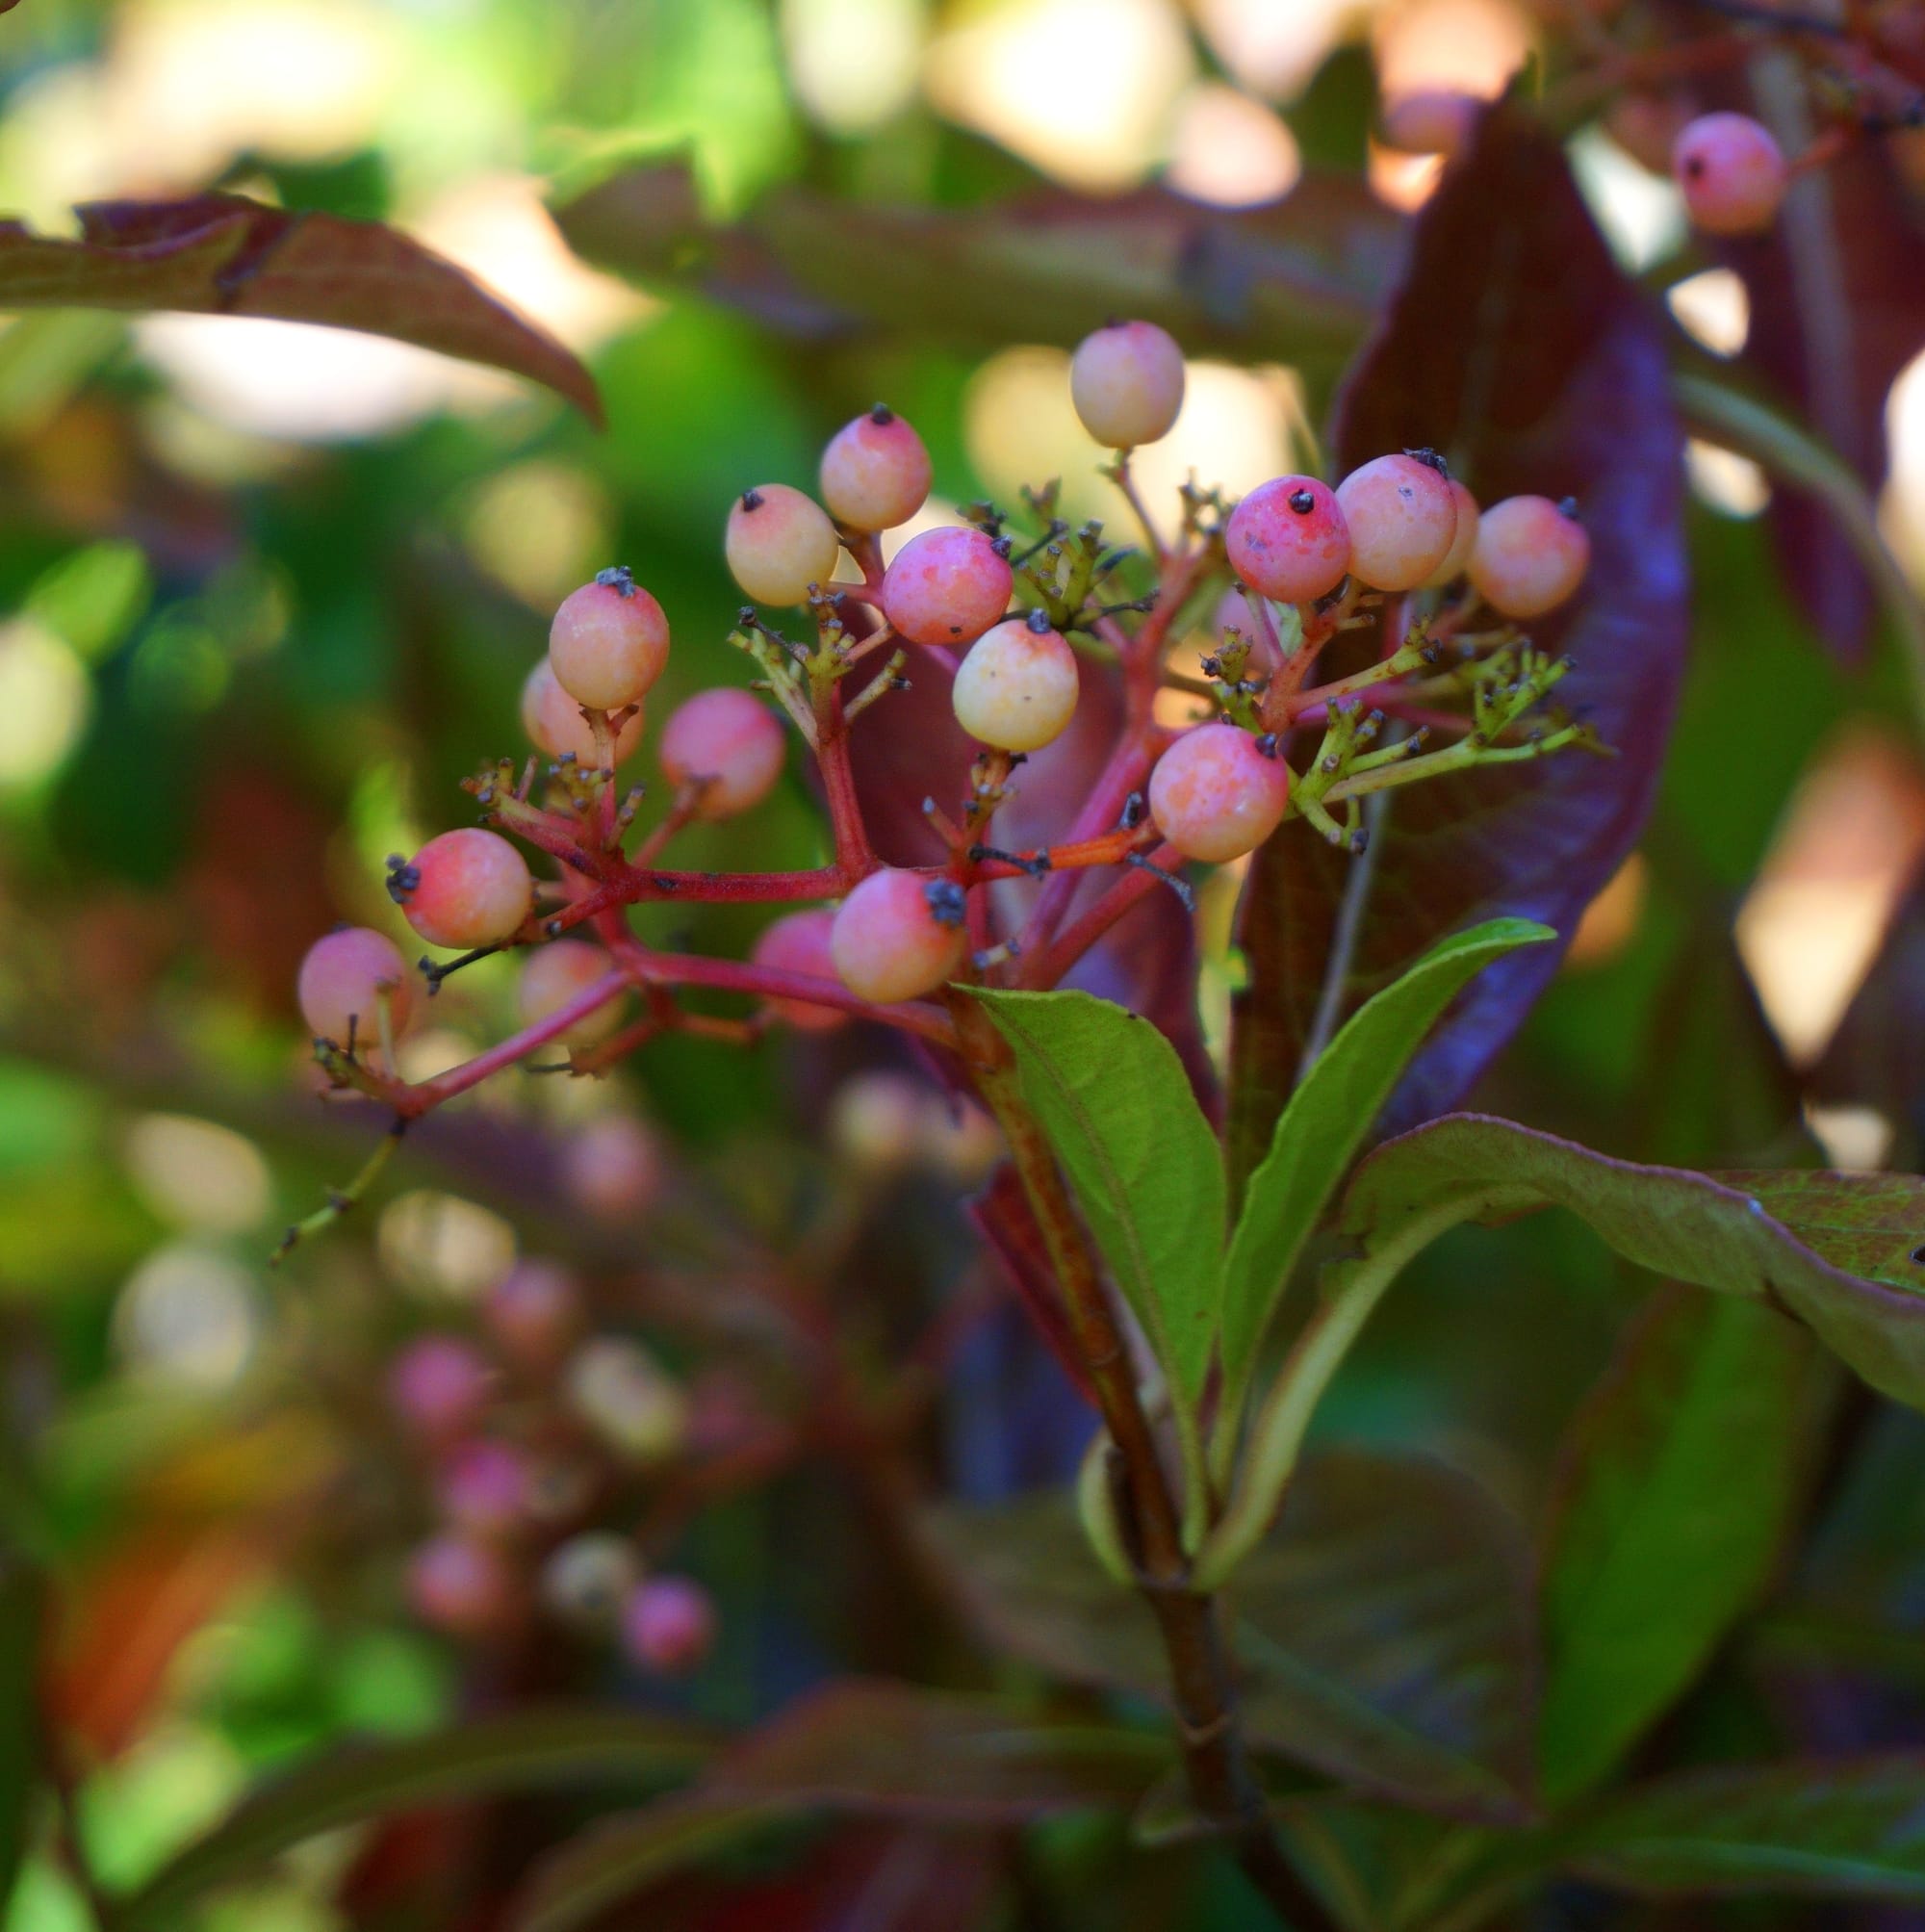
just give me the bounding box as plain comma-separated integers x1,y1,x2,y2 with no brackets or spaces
1342,1115,1925,1408
1539,1290,1827,1803
118,1708,712,1928
967,987,1225,1412
1221,919,1553,1403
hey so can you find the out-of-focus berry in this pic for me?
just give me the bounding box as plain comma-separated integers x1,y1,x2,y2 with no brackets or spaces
916,1095,1003,1184
830,868,969,1004
391,829,531,951
517,940,625,1050
622,1575,715,1676
297,927,415,1046
819,405,933,531
1379,90,1478,156
1468,495,1591,618
1334,453,1460,592
484,1258,581,1370
1423,480,1481,588
725,484,841,605
881,527,1013,647
750,908,846,1032
951,612,1080,752
1148,721,1293,863
522,657,645,767
1069,320,1186,448
540,1532,642,1632
559,1114,663,1224
829,1070,926,1176
564,1336,688,1464
547,568,670,711
1226,477,1352,605
1673,113,1787,235
407,1533,513,1636
389,1334,493,1440
437,1438,532,1538
658,688,786,820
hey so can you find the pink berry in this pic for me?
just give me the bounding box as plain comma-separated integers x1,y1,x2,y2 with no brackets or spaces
407,1533,513,1636
1673,113,1787,236
1423,480,1481,587
1333,452,1460,592
391,828,532,951
829,868,969,1004
484,1258,581,1368
547,568,670,710
1379,90,1479,156
622,1575,715,1675
390,1334,493,1440
522,657,644,767
657,687,787,820
750,908,847,1032
951,612,1080,752
819,405,933,532
881,527,1013,647
437,1438,533,1537
1468,495,1591,618
297,926,415,1045
1147,721,1293,863
725,484,842,605
1069,319,1186,448
517,940,625,1049
1226,477,1352,605
559,1114,663,1224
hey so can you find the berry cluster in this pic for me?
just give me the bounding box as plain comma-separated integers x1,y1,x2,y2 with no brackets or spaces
289,321,1597,1252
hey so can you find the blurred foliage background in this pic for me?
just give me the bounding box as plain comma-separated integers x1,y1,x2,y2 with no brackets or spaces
0,0,1922,1926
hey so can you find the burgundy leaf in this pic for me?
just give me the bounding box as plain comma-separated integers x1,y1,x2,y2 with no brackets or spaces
0,194,601,422
1227,103,1688,1178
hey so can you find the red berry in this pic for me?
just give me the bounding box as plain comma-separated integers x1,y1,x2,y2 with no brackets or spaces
517,940,625,1048
1069,319,1186,448
830,868,969,1004
725,484,842,605
951,612,1080,751
522,658,644,767
1468,495,1591,618
1334,452,1460,591
750,908,846,1032
437,1438,533,1538
622,1575,715,1675
1422,479,1481,587
657,687,787,820
1673,113,1787,236
389,1334,493,1439
297,926,415,1045
483,1258,580,1369
881,526,1013,646
559,1114,663,1224
392,829,532,951
547,568,669,710
1226,476,1352,604
407,1533,513,1636
819,404,933,531
1148,721,1293,863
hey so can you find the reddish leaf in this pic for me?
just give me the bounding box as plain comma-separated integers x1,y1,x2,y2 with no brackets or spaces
0,194,601,422
1228,103,1687,1177
967,1166,1098,1409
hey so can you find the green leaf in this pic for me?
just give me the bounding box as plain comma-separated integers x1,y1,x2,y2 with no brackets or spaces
1539,1290,1828,1804
118,1708,713,1928
1572,1756,1925,1899
1342,1116,1925,1408
1221,919,1553,1404
928,1450,1537,1822
966,987,1226,1414
0,1557,41,1918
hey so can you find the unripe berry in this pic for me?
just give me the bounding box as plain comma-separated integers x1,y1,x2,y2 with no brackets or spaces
564,1336,688,1464
1334,452,1460,591
881,527,1013,646
540,1532,641,1631
517,940,625,1049
297,926,415,1045
390,829,532,951
829,1071,926,1176
1423,479,1481,587
407,1533,513,1636
547,568,670,710
1673,113,1787,236
437,1438,533,1538
951,611,1080,752
819,404,933,531
389,1334,493,1440
749,908,846,1032
725,484,841,605
1069,319,1186,448
1148,721,1293,863
622,1575,715,1676
1380,90,1478,156
484,1258,581,1369
658,687,786,820
1226,477,1352,604
522,658,644,767
829,868,969,1004
1468,495,1591,618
